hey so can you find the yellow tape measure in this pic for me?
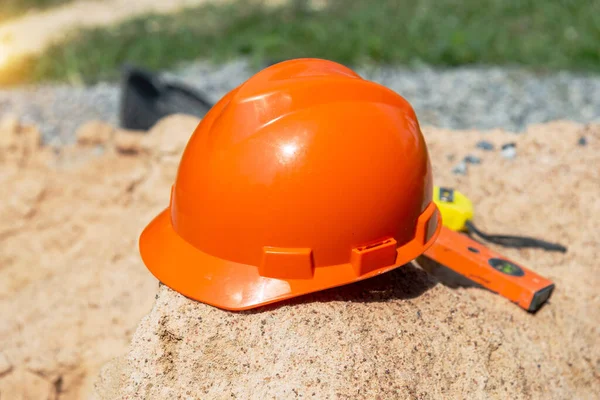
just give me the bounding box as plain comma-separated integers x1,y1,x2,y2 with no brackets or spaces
432,185,567,253
432,186,474,232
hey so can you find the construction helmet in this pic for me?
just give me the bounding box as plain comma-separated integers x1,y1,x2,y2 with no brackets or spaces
139,58,441,311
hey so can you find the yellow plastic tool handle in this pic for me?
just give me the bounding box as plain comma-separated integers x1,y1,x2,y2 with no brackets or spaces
432,186,474,232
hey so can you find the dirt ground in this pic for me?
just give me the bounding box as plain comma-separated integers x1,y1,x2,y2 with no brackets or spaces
0,114,200,399
0,113,598,399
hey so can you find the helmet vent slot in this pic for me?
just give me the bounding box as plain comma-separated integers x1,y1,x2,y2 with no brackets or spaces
357,239,394,252
351,238,398,276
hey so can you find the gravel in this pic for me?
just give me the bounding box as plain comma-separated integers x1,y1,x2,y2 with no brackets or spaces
476,140,495,151
463,155,482,164
0,83,119,145
451,160,468,175
1,59,599,144
500,142,518,159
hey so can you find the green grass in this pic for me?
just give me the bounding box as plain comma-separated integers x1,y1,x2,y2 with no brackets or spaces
0,0,76,21
6,0,600,85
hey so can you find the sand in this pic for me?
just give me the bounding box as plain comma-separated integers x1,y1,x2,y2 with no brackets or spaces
0,114,200,399
0,114,598,399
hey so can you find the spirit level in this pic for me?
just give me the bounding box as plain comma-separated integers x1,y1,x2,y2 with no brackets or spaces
423,186,557,312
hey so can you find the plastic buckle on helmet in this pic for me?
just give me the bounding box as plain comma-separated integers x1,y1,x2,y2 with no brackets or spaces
350,238,398,276
259,247,315,279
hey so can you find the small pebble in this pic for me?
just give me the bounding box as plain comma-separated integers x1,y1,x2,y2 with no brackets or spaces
578,136,587,146
501,142,517,159
452,161,468,175
464,155,481,164
476,140,495,151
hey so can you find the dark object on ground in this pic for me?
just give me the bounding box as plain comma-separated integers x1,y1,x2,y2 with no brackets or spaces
476,140,495,151
578,136,588,146
118,65,214,131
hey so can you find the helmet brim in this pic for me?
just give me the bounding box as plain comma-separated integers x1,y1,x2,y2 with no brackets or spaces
139,204,441,311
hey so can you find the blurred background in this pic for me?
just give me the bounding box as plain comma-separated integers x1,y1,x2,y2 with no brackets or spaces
1,2,599,399
2,0,599,82
0,0,599,143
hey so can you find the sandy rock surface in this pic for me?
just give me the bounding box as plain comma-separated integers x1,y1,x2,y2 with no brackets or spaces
0,114,201,399
1,113,598,399
93,121,599,399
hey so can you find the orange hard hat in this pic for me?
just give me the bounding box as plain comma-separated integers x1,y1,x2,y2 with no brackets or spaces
139,58,441,311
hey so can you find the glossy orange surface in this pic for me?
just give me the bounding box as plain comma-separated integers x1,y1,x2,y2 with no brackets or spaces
139,58,440,311
424,227,555,312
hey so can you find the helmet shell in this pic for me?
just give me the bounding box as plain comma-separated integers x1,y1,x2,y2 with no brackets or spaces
140,58,440,310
